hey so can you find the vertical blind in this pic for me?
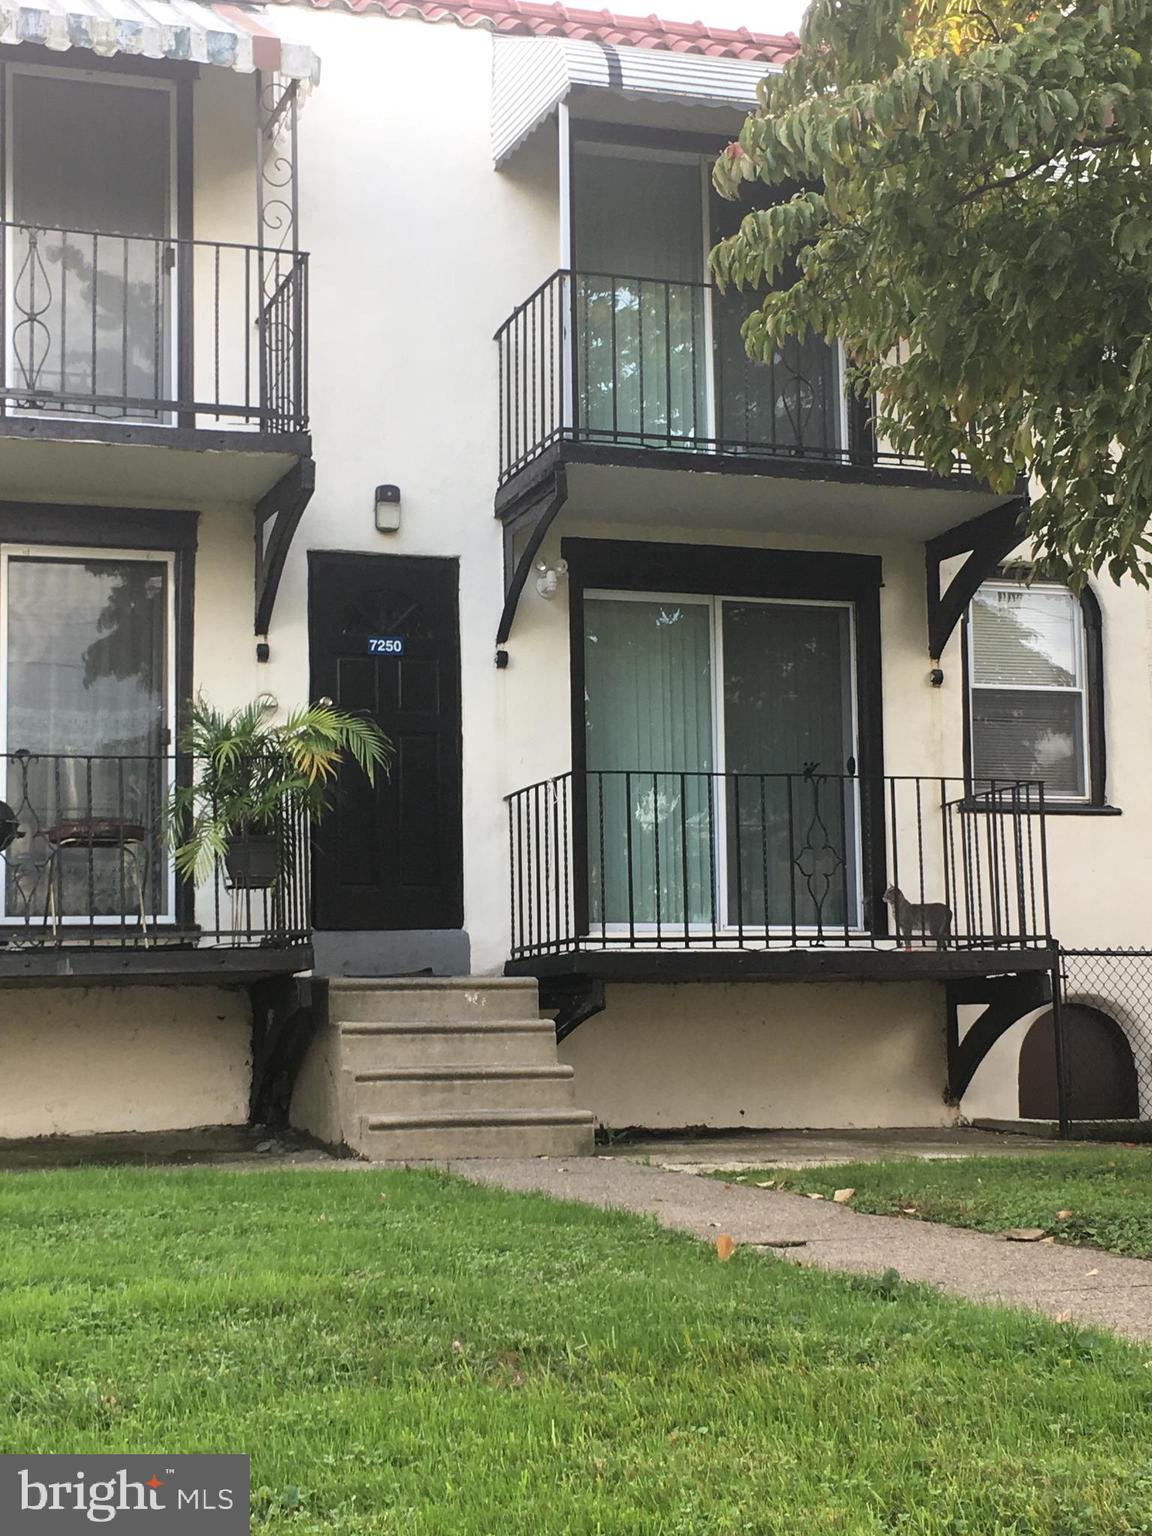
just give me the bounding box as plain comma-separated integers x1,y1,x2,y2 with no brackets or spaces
583,593,858,929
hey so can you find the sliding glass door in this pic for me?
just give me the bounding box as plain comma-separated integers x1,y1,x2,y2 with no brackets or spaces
573,149,709,448
571,145,843,457
0,549,173,922
6,69,174,418
584,591,860,934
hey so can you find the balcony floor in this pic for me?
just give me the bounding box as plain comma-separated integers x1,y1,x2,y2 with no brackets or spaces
498,442,1013,541
0,942,314,987
0,416,310,508
507,945,1058,985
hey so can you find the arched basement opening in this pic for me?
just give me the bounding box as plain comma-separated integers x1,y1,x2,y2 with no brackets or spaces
1019,1005,1140,1121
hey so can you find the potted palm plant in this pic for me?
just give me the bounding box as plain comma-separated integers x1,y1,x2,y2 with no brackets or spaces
170,695,391,888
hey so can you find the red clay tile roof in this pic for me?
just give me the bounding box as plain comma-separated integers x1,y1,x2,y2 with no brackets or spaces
281,0,798,62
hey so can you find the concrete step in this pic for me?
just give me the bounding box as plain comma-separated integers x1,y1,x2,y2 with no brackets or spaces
346,1063,576,1113
329,976,542,1024
339,1019,558,1070
353,1107,596,1160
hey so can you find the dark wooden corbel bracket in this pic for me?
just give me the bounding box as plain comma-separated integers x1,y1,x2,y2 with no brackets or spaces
925,497,1028,659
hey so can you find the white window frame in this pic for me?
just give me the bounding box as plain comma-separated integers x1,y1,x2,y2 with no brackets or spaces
3,63,180,425
967,580,1091,803
0,543,177,925
584,587,862,936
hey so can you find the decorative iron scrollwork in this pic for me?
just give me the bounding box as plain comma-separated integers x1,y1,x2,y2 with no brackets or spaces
11,228,52,405
792,765,846,939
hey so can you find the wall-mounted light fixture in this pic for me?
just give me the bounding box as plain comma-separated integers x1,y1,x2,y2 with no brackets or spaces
535,558,568,599
375,484,401,533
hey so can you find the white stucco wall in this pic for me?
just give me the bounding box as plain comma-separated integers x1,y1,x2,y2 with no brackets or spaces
290,1018,344,1146
0,987,251,1139
560,980,955,1129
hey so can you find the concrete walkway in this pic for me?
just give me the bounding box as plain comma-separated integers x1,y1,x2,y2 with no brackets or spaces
600,1125,1060,1172
449,1157,1152,1344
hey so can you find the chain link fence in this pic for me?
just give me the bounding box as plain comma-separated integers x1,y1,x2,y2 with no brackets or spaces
1051,949,1152,1139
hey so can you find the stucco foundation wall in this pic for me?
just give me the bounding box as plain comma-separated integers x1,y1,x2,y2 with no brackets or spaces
559,981,956,1130
0,987,251,1139
290,1022,344,1148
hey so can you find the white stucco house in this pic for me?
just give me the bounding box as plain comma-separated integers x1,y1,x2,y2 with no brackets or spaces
0,0,1146,1150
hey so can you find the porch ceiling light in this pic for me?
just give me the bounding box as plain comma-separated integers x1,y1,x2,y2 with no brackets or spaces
535,559,568,599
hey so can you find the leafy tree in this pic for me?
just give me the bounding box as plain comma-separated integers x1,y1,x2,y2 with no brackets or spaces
711,0,1152,586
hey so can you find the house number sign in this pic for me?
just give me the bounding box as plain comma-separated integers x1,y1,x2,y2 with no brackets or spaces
367,636,406,655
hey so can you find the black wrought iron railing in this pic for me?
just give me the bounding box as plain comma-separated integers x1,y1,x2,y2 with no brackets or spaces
0,222,309,432
506,770,1052,961
496,270,972,486
0,752,310,951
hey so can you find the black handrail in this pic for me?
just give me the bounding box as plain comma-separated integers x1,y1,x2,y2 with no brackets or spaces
0,752,310,950
505,769,1052,960
496,269,974,486
0,222,309,432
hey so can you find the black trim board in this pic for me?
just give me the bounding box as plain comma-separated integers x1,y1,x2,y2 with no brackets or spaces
0,416,311,459
176,71,196,423
0,945,313,987
562,536,888,938
507,948,1058,985
569,117,735,161
0,500,198,550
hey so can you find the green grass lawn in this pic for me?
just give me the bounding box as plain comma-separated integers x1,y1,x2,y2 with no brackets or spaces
3,1168,1152,1534
718,1148,1152,1260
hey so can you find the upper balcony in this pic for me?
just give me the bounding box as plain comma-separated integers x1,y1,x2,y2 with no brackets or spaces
0,26,319,633
496,267,1006,539
0,221,309,504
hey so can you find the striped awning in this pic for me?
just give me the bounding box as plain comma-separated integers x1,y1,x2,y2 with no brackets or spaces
0,0,320,81
493,33,773,165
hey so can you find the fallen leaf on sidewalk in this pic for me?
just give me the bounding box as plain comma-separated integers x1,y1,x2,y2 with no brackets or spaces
1002,1227,1047,1242
1085,1268,1099,1277
807,1193,825,1201
755,1180,776,1189
832,1188,855,1204
716,1234,737,1262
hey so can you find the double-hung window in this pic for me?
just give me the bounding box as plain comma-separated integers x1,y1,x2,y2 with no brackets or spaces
968,581,1092,801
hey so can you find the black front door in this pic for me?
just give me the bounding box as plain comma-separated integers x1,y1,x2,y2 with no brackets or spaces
308,553,463,931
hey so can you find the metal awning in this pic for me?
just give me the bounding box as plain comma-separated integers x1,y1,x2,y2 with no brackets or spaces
0,0,320,82
492,33,774,165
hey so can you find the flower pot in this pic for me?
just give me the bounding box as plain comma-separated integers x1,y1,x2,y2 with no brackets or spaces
225,833,281,889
